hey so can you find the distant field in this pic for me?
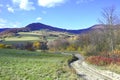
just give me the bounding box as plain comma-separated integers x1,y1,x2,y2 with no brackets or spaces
5,36,39,41
5,32,40,42
1,41,35,45
1,31,73,44
0,49,78,80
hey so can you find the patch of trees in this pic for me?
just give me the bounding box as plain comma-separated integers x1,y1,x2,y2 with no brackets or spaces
0,41,48,51
48,6,120,57
47,38,69,51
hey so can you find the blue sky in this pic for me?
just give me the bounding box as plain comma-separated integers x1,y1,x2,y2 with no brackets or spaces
0,0,120,29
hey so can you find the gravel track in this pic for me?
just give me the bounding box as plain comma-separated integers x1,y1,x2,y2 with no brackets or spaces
70,54,120,80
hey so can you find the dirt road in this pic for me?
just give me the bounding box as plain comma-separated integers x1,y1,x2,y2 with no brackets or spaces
70,54,120,80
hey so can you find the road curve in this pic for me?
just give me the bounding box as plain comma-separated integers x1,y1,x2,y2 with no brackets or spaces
70,54,120,80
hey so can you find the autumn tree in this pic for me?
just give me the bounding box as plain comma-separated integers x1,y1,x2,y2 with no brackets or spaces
33,41,41,49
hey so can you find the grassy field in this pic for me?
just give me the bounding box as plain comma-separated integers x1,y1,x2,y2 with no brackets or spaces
1,31,72,45
1,31,74,45
5,36,39,41
0,49,79,80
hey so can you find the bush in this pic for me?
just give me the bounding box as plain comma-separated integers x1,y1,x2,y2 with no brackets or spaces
99,50,120,58
67,44,76,51
12,43,25,50
86,56,120,66
47,39,69,51
5,45,12,49
111,49,120,58
25,42,35,51
40,42,48,51
81,45,97,56
0,44,6,48
33,41,41,49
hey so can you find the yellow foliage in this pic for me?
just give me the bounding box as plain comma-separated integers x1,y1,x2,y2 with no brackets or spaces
77,47,82,52
67,45,76,51
112,49,120,56
33,41,41,49
0,44,6,48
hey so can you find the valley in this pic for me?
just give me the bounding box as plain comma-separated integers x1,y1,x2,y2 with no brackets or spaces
0,0,120,79
0,22,120,80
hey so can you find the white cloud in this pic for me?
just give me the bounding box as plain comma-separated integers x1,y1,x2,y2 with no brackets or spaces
0,18,21,28
38,0,66,8
12,0,35,11
0,18,7,23
6,5,14,13
0,23,7,28
11,22,21,28
36,17,42,21
0,18,7,28
76,0,94,4
8,7,14,13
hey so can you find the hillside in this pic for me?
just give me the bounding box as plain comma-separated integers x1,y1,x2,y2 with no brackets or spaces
1,23,120,37
0,22,95,36
0,28,10,32
25,23,89,34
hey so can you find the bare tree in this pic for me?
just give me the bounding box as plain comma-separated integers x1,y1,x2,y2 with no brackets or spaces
99,6,119,51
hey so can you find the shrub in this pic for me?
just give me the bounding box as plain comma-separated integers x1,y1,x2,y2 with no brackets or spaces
12,43,25,50
47,39,69,51
67,44,76,51
81,45,97,56
5,45,12,49
25,42,35,51
99,50,120,58
33,41,41,49
77,47,82,52
112,49,120,58
40,42,48,51
0,44,6,48
86,56,120,66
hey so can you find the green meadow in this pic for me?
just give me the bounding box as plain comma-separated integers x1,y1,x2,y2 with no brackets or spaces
1,31,71,45
0,49,78,80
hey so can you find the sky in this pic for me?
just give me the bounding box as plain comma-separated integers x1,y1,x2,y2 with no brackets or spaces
0,0,120,29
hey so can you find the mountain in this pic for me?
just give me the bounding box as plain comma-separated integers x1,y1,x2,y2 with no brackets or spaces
0,28,10,32
25,23,96,34
25,23,82,34
0,22,114,36
0,23,90,35
0,27,30,36
89,24,105,29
